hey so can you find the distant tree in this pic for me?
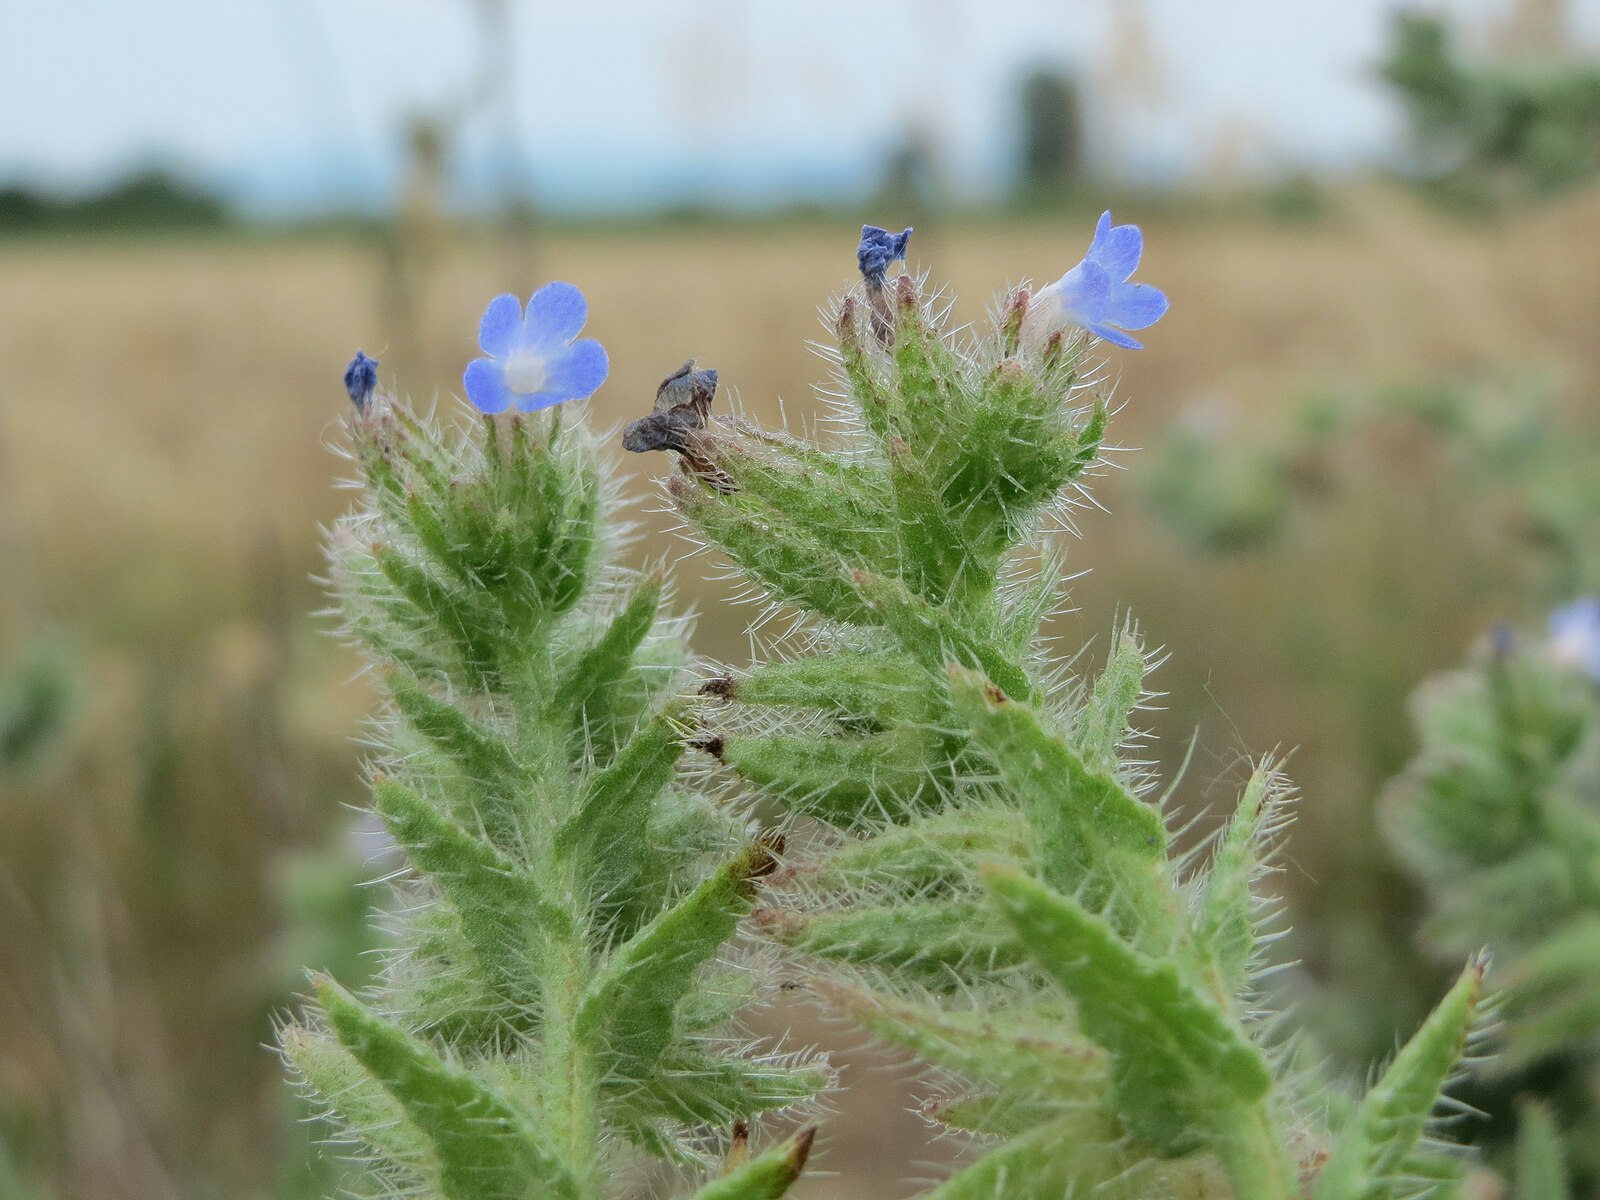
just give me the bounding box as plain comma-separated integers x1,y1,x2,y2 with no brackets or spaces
1016,68,1085,200
1381,10,1600,199
0,170,230,234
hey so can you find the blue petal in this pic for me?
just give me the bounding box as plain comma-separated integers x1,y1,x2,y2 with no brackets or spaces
479,293,523,357
519,281,588,352
1106,281,1169,331
1086,210,1143,281
1084,322,1143,351
464,357,514,413
1056,259,1111,326
1550,597,1600,638
514,338,609,411
857,224,914,284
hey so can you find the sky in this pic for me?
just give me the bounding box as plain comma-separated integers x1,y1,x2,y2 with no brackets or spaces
3,0,1597,215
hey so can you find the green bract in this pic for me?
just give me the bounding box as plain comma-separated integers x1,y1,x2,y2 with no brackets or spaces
278,398,823,1200
651,262,1490,1199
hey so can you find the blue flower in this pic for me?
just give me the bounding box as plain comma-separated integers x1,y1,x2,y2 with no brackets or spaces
1029,211,1169,350
462,283,609,414
1547,597,1600,682
857,225,913,287
343,350,379,409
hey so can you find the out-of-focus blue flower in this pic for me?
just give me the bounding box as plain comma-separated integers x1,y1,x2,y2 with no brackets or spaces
463,283,609,414
1029,211,1168,350
344,350,379,408
1548,597,1600,682
857,225,913,287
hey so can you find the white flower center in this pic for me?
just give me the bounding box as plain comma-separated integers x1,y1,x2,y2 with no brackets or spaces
502,350,547,394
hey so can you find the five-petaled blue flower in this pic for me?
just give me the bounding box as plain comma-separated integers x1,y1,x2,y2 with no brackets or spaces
1548,597,1600,682
1029,211,1169,350
857,225,913,287
463,283,609,414
344,350,379,409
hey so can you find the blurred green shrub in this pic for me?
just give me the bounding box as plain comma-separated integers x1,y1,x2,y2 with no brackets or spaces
0,641,74,777
1141,368,1600,1081
1383,615,1600,1194
1381,11,1600,202
1147,369,1600,598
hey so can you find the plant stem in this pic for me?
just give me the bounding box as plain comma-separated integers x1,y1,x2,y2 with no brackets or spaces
1217,1103,1298,1200
543,921,601,1199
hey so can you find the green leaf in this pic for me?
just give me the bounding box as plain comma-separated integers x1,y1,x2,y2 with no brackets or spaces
774,898,1023,985
921,1114,1159,1200
816,980,1106,1102
373,777,565,1009
922,1091,1067,1138
618,1049,829,1126
1514,1100,1570,1200
983,866,1272,1154
555,706,688,919
555,573,664,729
387,673,527,850
807,805,1030,895
950,669,1174,950
576,844,773,1080
732,652,937,725
1314,958,1487,1200
940,360,1079,556
1076,629,1147,775
373,542,499,675
851,571,1035,701
315,978,577,1200
280,1024,440,1189
668,477,875,624
1195,765,1283,996
888,436,994,606
721,728,949,827
686,1128,816,1200
697,440,899,571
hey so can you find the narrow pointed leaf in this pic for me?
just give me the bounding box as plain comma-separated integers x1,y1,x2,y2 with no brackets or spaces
316,978,577,1200
555,573,663,726
983,866,1271,1153
388,673,526,849
577,844,773,1079
687,1127,815,1200
815,979,1106,1101
771,898,1022,985
732,652,936,724
374,777,565,1007
852,571,1034,701
281,1025,441,1190
951,670,1174,949
619,1049,830,1126
807,805,1030,894
555,706,687,912
1314,958,1486,1200
1076,630,1146,775
1195,766,1282,994
721,729,948,826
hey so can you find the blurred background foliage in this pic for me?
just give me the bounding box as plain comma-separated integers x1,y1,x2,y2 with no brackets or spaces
2,2,1600,1197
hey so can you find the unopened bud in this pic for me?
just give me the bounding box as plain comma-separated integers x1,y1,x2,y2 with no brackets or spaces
344,350,380,410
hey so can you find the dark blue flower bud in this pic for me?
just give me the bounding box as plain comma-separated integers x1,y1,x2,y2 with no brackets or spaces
344,350,380,409
856,225,913,288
